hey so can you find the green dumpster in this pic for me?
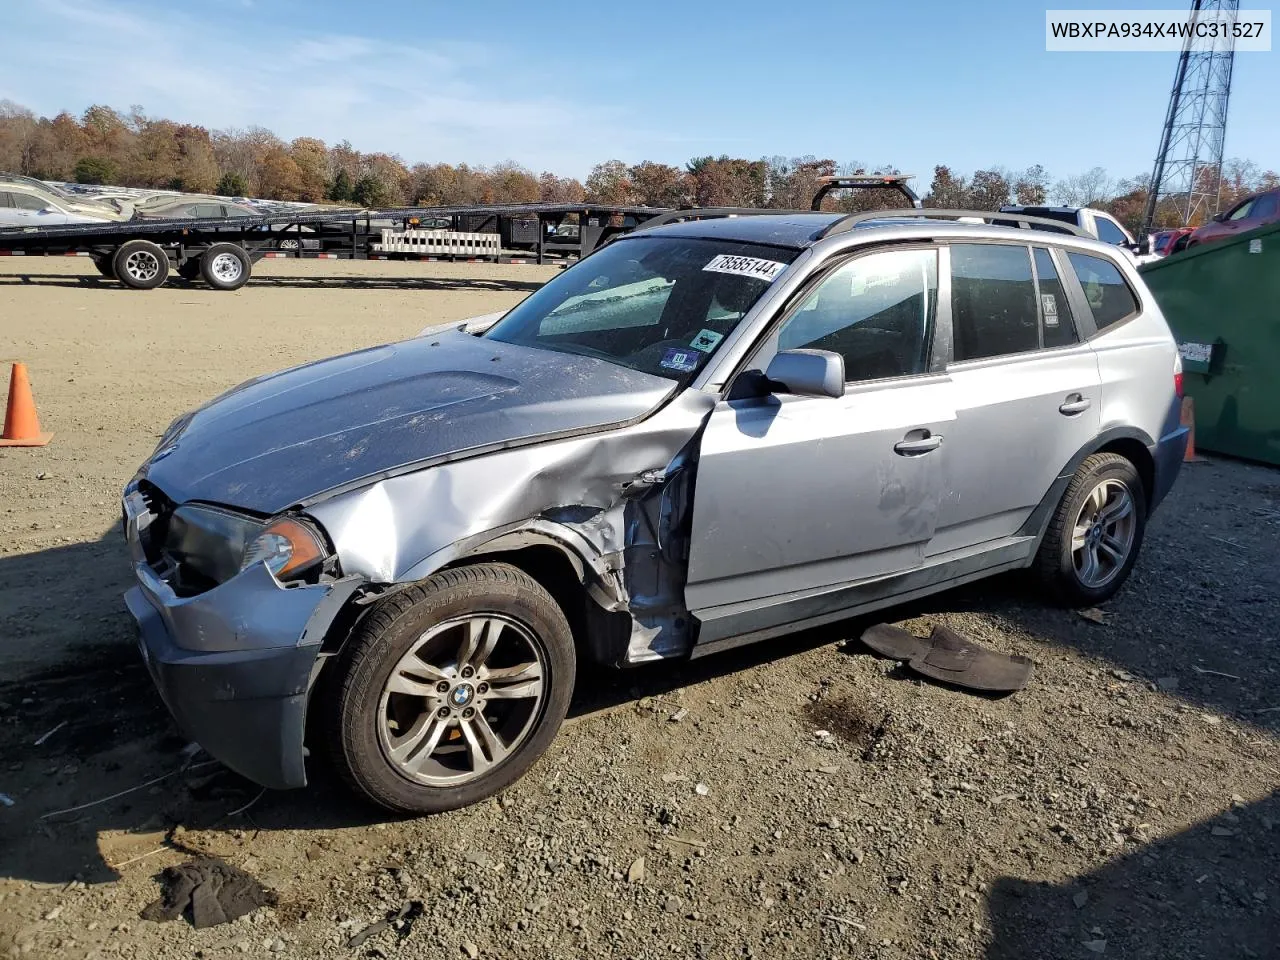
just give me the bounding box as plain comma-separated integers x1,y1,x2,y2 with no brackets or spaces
1140,220,1280,465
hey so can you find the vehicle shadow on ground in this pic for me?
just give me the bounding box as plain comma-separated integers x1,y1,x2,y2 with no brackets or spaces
0,522,1272,888
983,790,1278,958
0,273,546,293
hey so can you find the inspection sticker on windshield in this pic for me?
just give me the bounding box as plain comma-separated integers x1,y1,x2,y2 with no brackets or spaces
703,254,787,282
689,328,724,353
660,347,701,373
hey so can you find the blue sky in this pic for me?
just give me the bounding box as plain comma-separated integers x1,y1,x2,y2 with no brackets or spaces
1,0,1276,190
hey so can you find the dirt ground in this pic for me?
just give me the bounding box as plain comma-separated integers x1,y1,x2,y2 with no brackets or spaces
1,257,1277,960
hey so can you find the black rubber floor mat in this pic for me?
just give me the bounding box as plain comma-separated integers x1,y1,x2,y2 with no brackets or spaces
859,624,931,661
907,625,1034,692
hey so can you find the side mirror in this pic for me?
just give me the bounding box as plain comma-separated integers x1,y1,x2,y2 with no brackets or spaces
764,349,845,399
41,206,57,214
1212,212,1226,222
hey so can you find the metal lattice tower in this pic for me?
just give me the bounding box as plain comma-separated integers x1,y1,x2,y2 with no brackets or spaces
1141,0,1239,235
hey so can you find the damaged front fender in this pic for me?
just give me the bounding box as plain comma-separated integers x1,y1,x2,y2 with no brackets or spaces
305,388,717,663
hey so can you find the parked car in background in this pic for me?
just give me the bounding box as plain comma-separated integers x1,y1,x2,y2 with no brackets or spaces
133,197,261,220
1148,226,1195,258
1186,187,1280,247
0,174,133,220
0,185,114,226
123,209,1188,814
999,205,1142,260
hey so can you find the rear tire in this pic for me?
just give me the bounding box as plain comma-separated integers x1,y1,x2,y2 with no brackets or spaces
111,240,169,290
325,562,575,814
1034,452,1146,607
199,243,251,291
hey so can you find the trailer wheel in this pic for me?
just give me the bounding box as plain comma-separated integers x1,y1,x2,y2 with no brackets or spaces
90,255,116,279
112,240,169,290
200,243,251,291
177,258,202,281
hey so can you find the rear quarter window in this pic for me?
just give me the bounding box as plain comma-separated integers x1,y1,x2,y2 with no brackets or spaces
1065,252,1139,331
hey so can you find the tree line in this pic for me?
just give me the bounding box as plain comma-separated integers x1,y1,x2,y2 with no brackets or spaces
1,100,1274,233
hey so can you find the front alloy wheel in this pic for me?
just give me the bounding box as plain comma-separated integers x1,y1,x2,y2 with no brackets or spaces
378,615,546,786
327,562,575,814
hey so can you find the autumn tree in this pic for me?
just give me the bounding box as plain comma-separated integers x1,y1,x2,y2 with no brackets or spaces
1013,164,1050,205
0,99,39,173
487,161,540,203
537,172,584,203
361,153,410,205
628,161,692,207
688,156,767,207
924,165,968,208
257,146,304,200
966,169,1012,210
80,105,133,177
585,160,636,204
765,156,837,209
289,137,330,202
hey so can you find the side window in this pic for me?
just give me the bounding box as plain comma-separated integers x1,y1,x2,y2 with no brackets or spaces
1251,194,1277,220
778,248,937,382
1066,252,1139,330
0,192,12,208
1033,248,1077,348
12,193,48,211
950,243,1038,362
1093,216,1128,246
1227,199,1254,221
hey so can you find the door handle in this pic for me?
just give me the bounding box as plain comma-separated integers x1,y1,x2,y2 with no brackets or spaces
1059,394,1091,416
894,430,943,456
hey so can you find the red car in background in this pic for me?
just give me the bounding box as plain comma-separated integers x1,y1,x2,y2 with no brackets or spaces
1188,187,1280,247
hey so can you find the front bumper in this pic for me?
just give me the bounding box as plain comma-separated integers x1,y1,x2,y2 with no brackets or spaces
124,548,359,790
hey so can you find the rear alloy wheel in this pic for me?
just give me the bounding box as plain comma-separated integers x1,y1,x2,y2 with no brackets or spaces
199,242,251,291
111,240,169,290
1035,452,1146,606
327,563,575,814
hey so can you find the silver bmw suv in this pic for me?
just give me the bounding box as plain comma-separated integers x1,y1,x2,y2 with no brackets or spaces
123,210,1187,813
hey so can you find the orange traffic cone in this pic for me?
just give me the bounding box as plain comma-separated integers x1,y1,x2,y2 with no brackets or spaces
0,362,53,447
1180,396,1203,463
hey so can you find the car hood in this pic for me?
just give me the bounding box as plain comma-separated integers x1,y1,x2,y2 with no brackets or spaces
143,330,677,514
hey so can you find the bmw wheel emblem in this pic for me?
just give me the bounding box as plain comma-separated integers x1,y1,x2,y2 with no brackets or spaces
451,684,474,708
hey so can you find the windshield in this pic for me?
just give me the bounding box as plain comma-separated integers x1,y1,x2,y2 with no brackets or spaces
485,236,798,380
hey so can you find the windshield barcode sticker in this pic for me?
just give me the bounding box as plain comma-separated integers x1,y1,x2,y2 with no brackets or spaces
703,254,788,282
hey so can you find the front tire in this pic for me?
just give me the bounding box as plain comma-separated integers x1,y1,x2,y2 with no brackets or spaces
1035,452,1146,606
326,563,575,814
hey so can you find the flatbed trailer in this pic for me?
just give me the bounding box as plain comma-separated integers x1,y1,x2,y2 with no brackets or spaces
0,178,925,291
0,201,667,290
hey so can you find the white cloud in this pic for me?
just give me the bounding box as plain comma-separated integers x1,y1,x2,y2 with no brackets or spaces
0,0,645,176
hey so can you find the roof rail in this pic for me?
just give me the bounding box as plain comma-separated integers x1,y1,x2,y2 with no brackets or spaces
633,206,812,232
811,175,921,211
817,208,1092,240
